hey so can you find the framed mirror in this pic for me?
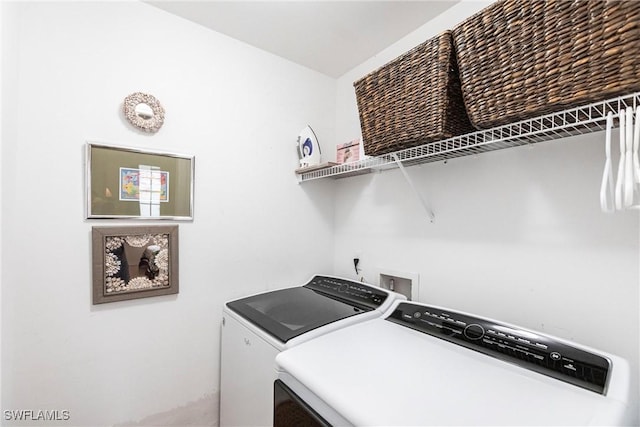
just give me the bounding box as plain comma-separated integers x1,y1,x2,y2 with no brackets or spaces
123,92,165,133
92,225,179,304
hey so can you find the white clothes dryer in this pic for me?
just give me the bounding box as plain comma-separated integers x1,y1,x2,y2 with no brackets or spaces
220,275,405,427
275,300,636,426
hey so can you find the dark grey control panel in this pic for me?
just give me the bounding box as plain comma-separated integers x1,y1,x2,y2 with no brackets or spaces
305,276,388,309
387,302,611,394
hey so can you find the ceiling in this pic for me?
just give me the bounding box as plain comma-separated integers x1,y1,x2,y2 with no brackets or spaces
146,1,458,77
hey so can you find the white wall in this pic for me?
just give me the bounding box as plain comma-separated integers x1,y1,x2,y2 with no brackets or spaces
1,2,335,426
334,1,639,422
0,1,15,417
2,1,22,419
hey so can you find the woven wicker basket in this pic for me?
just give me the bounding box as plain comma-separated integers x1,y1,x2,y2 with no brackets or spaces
452,0,640,129
353,31,474,157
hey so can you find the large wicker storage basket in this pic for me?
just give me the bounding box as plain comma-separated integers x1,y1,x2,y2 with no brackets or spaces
452,0,640,129
354,31,474,157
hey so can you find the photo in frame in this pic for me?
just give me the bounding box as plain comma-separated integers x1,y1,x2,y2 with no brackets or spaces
92,225,179,304
119,167,169,202
86,142,193,220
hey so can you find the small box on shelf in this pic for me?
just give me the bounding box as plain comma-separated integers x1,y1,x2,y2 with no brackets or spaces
336,138,362,164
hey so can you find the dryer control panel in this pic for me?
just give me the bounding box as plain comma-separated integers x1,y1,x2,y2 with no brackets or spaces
387,302,611,394
304,276,388,310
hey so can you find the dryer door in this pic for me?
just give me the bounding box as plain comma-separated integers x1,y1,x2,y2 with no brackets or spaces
274,379,330,427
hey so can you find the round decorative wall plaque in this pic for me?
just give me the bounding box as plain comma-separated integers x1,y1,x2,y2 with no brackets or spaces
123,92,165,133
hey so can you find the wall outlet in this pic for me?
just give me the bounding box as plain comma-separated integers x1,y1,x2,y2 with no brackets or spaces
378,269,419,301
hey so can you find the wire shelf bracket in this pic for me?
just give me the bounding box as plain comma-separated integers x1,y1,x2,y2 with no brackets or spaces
392,153,435,223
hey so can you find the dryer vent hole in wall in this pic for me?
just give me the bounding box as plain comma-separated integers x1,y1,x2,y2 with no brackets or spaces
379,272,419,301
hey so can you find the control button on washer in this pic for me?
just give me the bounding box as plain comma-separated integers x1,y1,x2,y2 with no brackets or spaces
463,323,485,340
550,352,562,361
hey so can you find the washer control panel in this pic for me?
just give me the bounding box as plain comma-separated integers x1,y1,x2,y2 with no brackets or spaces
305,276,388,309
387,302,611,394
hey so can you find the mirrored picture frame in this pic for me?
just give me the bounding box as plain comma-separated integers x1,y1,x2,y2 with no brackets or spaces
86,142,194,220
92,225,179,304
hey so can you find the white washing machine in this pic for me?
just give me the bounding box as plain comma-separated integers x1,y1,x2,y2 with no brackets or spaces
275,300,636,426
219,275,405,427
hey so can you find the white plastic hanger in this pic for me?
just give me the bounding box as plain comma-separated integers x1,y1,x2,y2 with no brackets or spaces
624,107,634,207
600,111,615,213
615,109,626,210
628,106,640,209
633,106,640,185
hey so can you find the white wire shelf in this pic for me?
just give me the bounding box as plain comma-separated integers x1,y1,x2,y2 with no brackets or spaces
297,92,640,183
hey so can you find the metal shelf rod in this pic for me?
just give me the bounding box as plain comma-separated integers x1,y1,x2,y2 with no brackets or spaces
297,92,640,183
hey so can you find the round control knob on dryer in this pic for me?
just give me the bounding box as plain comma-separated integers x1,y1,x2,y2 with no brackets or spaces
464,324,485,340
339,284,349,292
